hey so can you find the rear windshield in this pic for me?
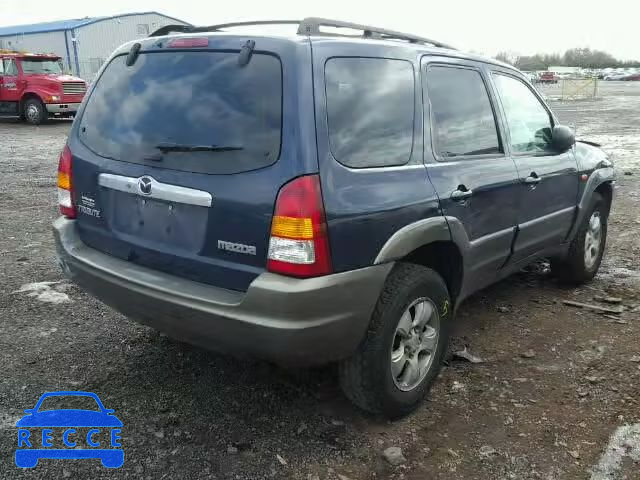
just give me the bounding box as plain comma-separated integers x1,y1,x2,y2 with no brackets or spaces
79,51,282,175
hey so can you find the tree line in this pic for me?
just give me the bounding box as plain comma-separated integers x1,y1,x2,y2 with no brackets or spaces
494,48,640,70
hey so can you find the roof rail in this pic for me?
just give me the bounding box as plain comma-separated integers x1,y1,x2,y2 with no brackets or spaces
297,18,455,49
149,17,455,50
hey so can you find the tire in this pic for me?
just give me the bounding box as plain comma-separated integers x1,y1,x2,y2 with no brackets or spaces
339,263,451,418
552,192,607,284
23,98,46,125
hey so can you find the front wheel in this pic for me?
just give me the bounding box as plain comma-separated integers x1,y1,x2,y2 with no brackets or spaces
552,192,608,284
23,98,46,125
339,263,451,418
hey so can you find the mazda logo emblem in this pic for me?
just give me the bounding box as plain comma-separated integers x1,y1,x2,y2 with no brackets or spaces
138,177,152,195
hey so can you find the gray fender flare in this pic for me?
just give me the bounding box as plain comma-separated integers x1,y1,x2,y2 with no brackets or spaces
374,216,471,264
568,167,615,241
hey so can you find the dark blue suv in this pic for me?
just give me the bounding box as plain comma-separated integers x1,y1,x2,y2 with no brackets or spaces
54,18,614,417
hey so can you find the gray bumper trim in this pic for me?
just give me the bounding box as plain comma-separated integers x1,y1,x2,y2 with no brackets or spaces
53,218,392,365
45,103,80,114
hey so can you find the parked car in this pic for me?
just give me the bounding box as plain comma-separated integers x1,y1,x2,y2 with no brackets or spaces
53,18,615,418
0,51,87,125
537,71,559,84
622,73,640,81
604,73,629,81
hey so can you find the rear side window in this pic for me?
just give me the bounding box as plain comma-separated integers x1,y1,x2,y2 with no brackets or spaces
79,51,282,175
325,58,414,168
427,66,501,158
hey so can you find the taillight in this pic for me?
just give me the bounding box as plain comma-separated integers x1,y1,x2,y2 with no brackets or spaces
267,175,332,277
57,145,76,218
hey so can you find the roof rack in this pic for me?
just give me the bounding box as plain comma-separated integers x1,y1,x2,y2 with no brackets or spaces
149,17,455,50
298,18,455,49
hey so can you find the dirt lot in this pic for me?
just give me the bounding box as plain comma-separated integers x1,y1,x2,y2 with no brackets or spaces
1,81,639,480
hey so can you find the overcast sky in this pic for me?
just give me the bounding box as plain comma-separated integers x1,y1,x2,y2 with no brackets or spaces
0,0,637,60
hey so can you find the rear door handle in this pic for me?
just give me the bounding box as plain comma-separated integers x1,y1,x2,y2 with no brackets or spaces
524,173,541,184
451,187,473,201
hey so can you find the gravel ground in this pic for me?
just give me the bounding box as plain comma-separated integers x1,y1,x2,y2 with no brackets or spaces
0,81,639,480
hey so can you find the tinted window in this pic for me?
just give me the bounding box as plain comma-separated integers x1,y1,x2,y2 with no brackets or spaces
493,74,553,153
325,58,414,168
427,66,501,158
79,51,282,175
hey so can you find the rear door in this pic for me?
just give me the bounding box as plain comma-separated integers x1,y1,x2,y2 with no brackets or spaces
421,57,520,294
489,69,579,261
69,37,316,292
310,42,439,273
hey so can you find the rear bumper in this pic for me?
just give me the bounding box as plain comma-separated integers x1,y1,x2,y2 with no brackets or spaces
53,218,392,365
46,103,80,114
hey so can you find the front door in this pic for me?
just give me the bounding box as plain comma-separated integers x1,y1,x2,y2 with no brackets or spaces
422,58,521,295
490,70,579,262
0,58,21,115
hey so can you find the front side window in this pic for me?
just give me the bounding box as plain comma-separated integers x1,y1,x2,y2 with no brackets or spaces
493,74,553,153
21,59,63,75
427,66,501,158
3,59,18,76
325,57,414,168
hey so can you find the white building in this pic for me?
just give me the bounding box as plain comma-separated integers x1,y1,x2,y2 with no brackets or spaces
0,12,189,80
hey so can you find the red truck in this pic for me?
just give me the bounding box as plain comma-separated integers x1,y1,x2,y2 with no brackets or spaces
0,51,87,125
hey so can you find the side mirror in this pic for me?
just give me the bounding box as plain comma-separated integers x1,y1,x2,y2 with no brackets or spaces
552,125,575,152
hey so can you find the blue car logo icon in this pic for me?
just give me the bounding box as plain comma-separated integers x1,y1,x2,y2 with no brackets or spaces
15,391,123,468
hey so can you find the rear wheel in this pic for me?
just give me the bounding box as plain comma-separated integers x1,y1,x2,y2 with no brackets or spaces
552,192,607,284
23,98,46,125
339,263,451,418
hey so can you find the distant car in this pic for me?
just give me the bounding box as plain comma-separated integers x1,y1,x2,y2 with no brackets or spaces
538,71,558,84
15,391,123,468
605,73,629,81
524,72,537,83
622,73,640,81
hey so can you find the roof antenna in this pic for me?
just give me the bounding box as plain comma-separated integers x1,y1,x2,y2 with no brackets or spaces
237,40,255,67
126,42,142,66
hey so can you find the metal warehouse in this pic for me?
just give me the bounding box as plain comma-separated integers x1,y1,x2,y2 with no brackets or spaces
0,12,189,81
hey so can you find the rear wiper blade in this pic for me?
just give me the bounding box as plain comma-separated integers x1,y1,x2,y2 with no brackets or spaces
155,144,244,153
